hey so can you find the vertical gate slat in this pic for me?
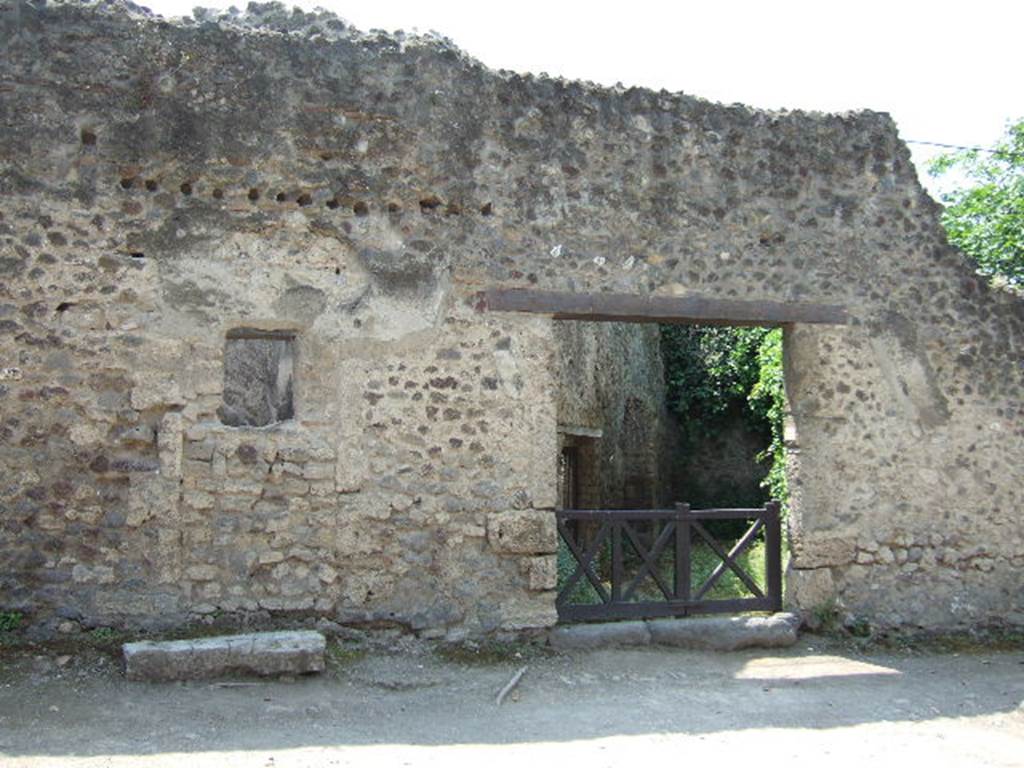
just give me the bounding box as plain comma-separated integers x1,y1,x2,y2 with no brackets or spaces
675,503,691,612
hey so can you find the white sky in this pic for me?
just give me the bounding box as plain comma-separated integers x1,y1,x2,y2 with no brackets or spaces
140,0,1023,199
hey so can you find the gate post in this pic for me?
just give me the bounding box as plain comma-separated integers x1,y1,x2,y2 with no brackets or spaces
611,520,623,603
765,501,783,612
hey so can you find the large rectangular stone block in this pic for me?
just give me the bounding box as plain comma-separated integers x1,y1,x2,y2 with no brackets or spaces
487,510,557,554
123,630,326,681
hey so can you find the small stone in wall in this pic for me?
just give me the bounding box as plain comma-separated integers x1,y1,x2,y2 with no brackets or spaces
510,489,531,510
120,424,156,445
317,564,338,584
158,412,184,478
521,556,557,590
71,564,115,584
390,494,416,513
57,620,80,635
186,564,219,581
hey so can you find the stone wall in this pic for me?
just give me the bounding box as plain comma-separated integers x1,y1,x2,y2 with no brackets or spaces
676,408,769,509
554,320,681,510
1,1,1022,634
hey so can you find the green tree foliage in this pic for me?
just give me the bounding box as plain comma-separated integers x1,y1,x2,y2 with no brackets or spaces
660,325,787,507
748,329,788,506
928,118,1024,287
660,325,770,441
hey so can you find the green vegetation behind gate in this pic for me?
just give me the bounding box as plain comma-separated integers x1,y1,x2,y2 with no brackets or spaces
556,536,768,607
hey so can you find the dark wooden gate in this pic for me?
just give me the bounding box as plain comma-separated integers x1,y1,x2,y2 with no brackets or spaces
556,502,782,622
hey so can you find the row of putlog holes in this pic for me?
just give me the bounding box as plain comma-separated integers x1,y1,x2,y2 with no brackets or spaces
86,127,494,217
116,176,493,218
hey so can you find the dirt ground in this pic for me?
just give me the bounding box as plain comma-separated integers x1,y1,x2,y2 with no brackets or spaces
1,635,1022,768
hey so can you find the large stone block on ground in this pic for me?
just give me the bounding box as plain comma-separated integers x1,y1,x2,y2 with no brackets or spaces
549,620,651,649
646,613,800,651
487,510,557,554
123,630,326,681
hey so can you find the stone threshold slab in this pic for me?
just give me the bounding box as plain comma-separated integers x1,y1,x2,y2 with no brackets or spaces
124,630,326,681
549,613,800,651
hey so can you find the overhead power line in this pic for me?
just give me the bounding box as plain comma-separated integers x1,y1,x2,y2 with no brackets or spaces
905,139,1021,158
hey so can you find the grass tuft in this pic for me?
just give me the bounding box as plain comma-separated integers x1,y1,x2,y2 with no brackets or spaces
0,611,23,633
435,639,550,666
324,640,368,670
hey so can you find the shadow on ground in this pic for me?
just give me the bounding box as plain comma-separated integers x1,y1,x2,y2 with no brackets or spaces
1,636,1022,766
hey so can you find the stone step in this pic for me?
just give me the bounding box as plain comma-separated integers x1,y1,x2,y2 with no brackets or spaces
549,612,800,651
123,630,326,681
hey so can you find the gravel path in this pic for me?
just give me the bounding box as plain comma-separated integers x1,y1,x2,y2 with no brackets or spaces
1,637,1022,767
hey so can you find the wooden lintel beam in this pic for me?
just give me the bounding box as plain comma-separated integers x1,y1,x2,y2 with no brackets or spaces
482,289,847,326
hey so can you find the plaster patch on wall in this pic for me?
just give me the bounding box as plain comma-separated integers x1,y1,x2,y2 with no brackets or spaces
869,333,951,430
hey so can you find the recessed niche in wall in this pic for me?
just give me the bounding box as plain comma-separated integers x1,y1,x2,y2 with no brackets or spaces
218,329,295,427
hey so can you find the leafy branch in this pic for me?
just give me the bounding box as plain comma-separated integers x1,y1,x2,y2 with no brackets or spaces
928,118,1024,288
